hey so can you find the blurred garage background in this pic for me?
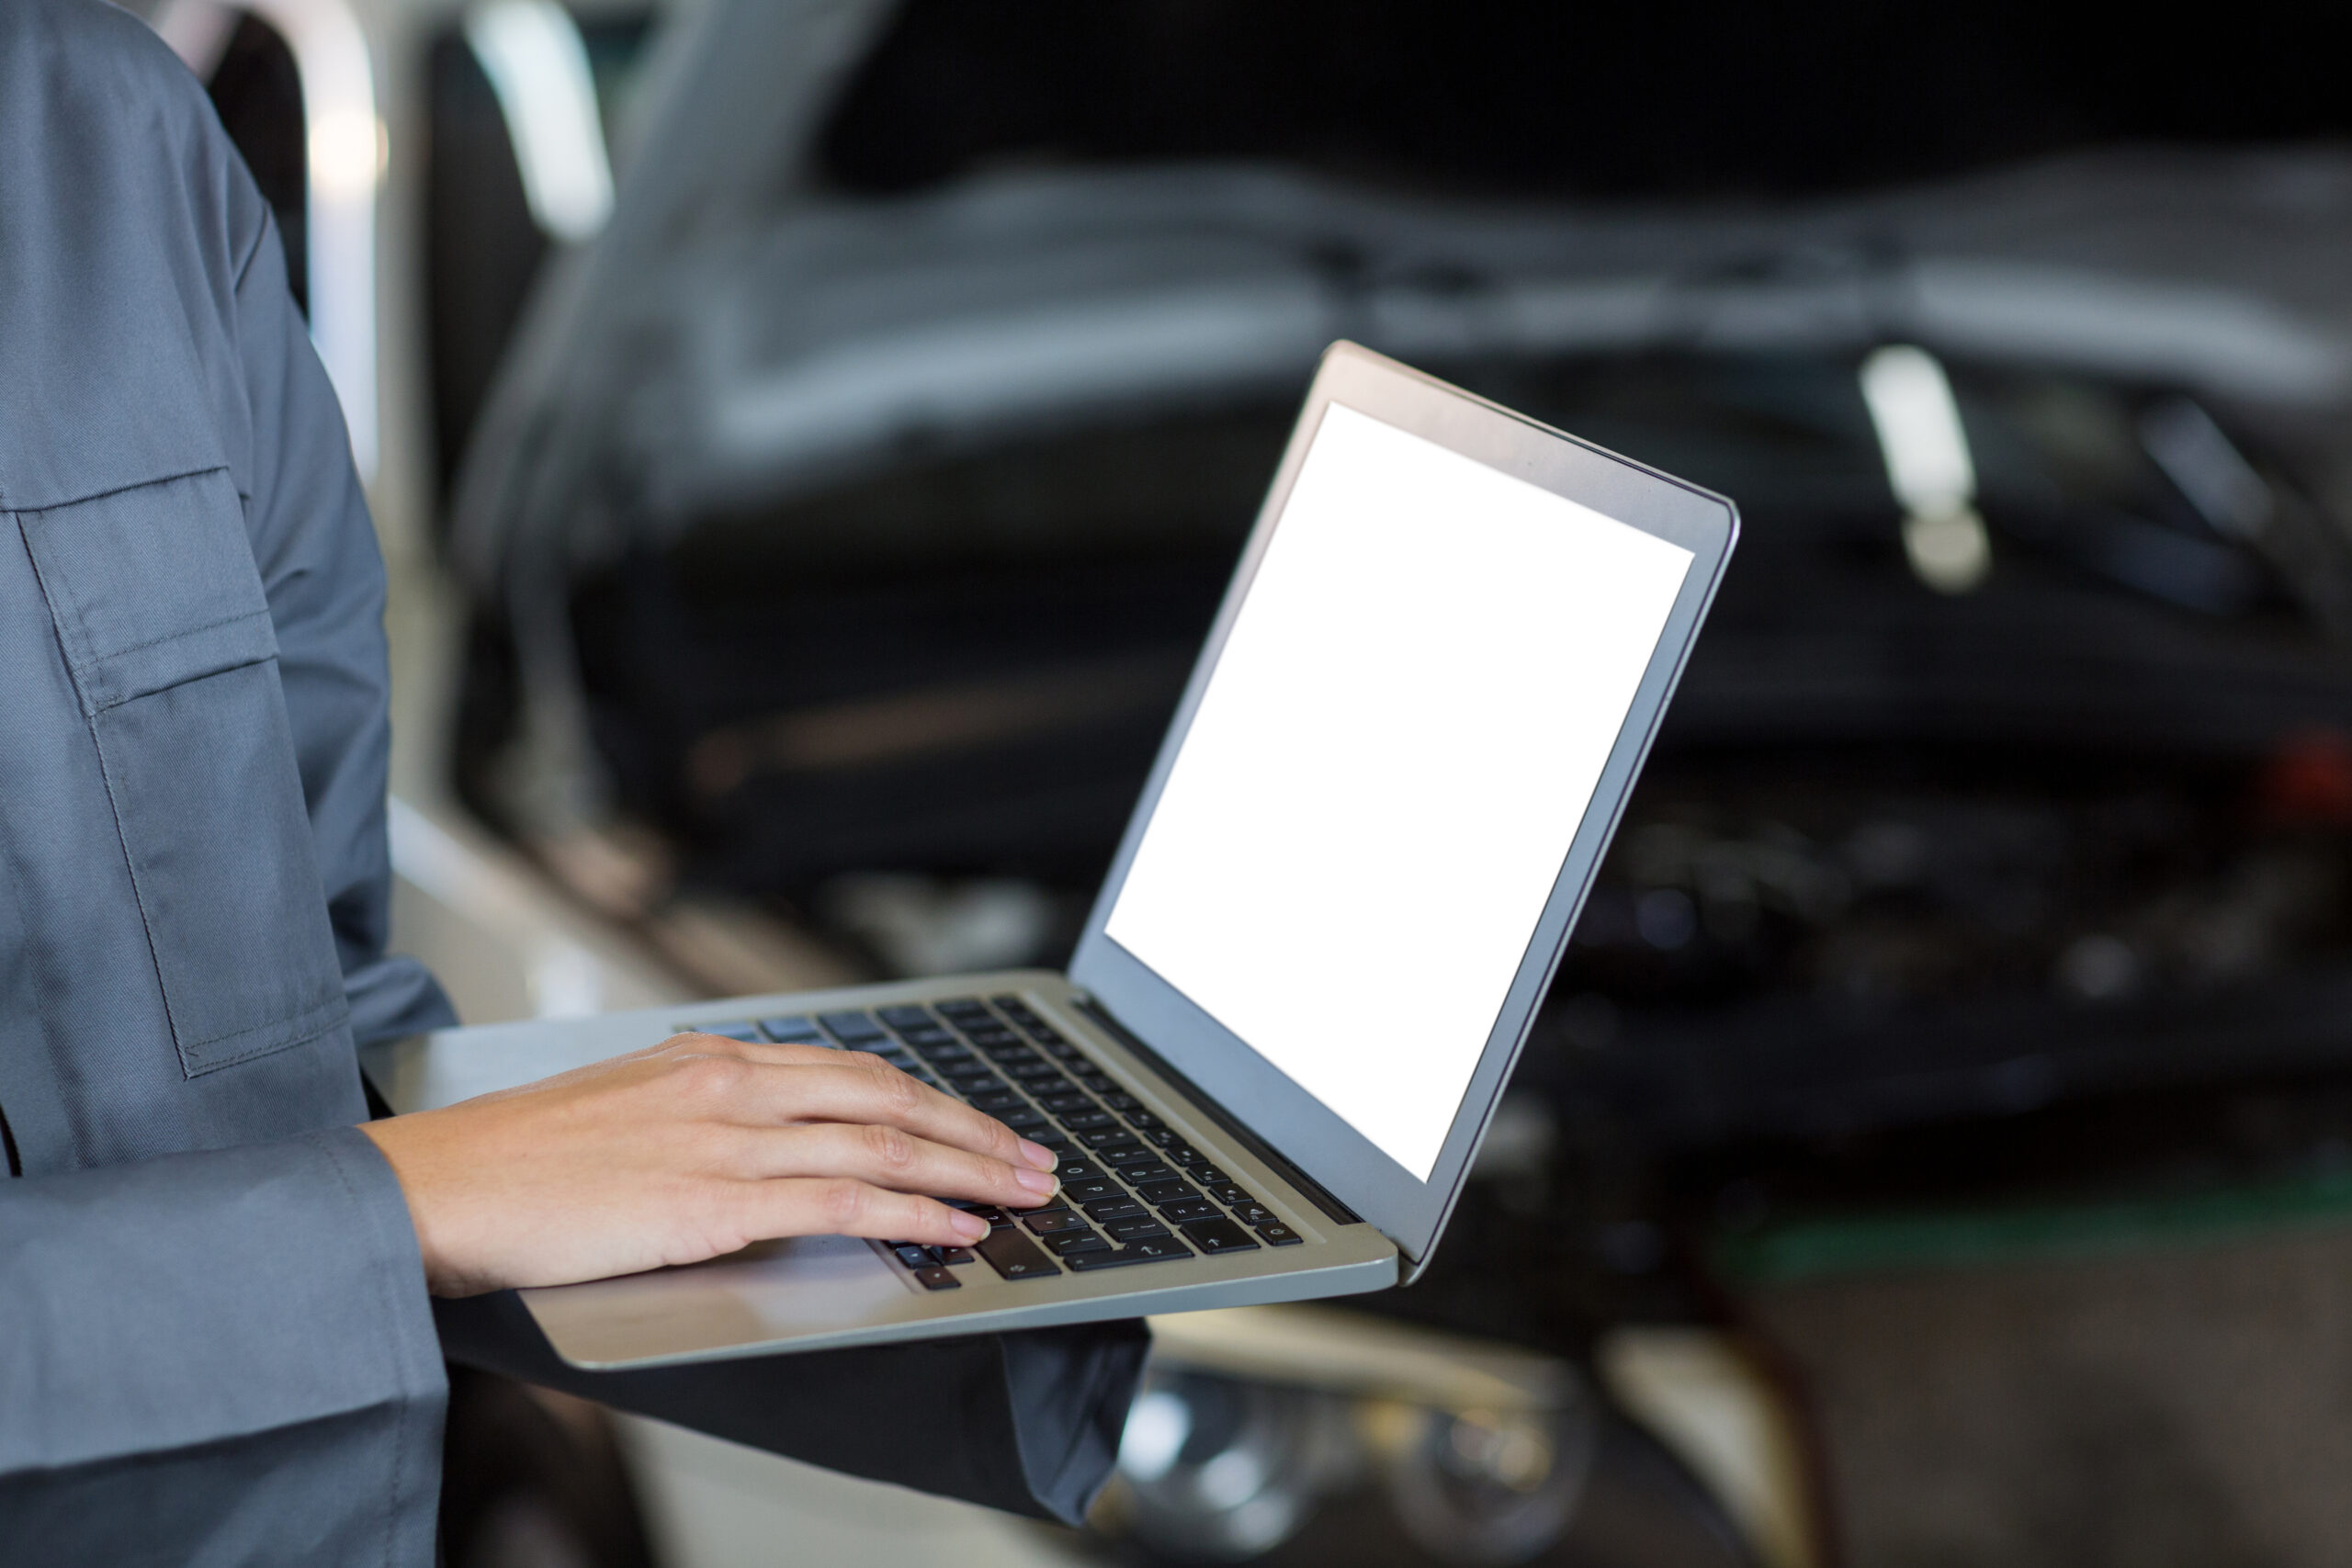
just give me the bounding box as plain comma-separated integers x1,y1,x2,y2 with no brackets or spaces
124,1,2352,1563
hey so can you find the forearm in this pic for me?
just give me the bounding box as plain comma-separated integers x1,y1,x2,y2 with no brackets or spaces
436,1288,1148,1525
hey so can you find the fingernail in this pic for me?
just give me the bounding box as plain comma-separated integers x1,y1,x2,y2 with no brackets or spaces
1017,1139,1057,1171
1015,1167,1057,1196
953,1212,989,1242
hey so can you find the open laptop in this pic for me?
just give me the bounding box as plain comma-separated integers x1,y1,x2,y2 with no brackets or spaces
364,342,1738,1369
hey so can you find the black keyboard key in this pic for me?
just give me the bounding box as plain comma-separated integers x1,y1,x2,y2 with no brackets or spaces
1031,1129,1075,1151
1076,1126,1142,1151
964,1206,1009,1228
936,998,991,1020
1067,1236,1191,1269
964,1027,1020,1047
1081,1197,1146,1222
1166,1145,1210,1168
1023,1210,1091,1235
820,1011,888,1043
1043,1042,1089,1063
993,1107,1046,1132
758,1015,825,1043
877,1006,933,1028
889,1243,933,1269
1116,1163,1178,1187
913,1042,973,1066
1038,1090,1094,1113
989,993,1037,1014
935,1246,977,1265
976,1227,1060,1280
896,1026,955,1045
1008,1059,1065,1081
1136,1180,1199,1205
969,1089,1025,1111
1161,1199,1221,1224
1182,1217,1261,1255
1046,1232,1113,1257
1063,1178,1124,1204
1102,1213,1170,1240
1119,1103,1157,1122
1232,1202,1279,1228
1058,1110,1115,1132
693,1021,764,1043
1139,1128,1184,1150
1055,1157,1103,1181
914,1266,961,1291
1256,1224,1304,1247
1206,1183,1254,1206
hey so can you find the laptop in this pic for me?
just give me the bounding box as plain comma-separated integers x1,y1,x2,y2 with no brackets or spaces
364,342,1738,1369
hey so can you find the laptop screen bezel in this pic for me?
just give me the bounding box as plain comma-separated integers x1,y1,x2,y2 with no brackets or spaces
1069,341,1738,1272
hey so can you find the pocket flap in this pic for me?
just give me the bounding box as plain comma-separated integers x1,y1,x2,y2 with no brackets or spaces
17,468,277,714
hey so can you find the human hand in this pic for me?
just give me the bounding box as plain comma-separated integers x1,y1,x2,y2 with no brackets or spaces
358,1032,1059,1296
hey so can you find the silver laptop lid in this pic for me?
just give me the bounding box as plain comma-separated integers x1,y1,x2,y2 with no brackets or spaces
1069,342,1737,1275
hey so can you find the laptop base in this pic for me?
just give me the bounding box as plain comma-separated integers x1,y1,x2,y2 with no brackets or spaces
363,970,1399,1370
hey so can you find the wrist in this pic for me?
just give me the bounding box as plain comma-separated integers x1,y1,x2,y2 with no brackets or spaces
358,1114,476,1297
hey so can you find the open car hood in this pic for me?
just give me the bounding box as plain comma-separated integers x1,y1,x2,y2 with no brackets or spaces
449,3,2352,593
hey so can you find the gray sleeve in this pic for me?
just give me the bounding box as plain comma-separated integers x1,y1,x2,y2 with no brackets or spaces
436,1291,1148,1525
0,11,451,1559
0,1127,447,1564
229,209,456,1048
0,73,450,1548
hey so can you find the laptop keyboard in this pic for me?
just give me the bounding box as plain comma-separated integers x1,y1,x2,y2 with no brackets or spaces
686,995,1303,1288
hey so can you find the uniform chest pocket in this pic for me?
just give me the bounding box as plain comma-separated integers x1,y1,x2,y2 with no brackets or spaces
17,468,347,1076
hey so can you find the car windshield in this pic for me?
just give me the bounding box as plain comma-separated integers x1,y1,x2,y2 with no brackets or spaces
815,0,2347,201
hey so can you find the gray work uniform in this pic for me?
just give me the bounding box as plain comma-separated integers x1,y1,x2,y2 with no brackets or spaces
0,5,1141,1561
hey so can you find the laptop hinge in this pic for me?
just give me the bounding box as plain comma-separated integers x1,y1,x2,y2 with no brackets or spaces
1071,996,1365,1229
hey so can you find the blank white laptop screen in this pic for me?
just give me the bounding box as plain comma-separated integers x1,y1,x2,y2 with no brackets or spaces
1104,401,1695,1179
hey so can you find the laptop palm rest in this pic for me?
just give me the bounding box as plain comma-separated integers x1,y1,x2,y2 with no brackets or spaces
522,1235,910,1367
